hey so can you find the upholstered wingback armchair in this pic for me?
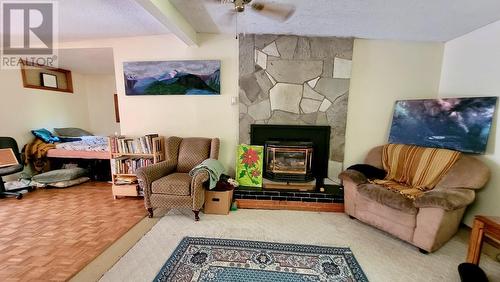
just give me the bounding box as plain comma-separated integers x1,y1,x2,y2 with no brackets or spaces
137,136,220,221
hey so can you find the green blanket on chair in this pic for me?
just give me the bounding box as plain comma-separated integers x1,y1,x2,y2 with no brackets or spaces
189,159,226,189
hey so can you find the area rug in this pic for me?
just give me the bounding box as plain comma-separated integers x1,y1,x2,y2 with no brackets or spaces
154,237,368,282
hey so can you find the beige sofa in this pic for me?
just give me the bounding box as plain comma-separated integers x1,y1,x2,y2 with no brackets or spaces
339,145,490,253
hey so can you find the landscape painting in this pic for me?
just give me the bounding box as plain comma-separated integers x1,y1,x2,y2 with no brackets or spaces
388,97,497,154
123,60,220,95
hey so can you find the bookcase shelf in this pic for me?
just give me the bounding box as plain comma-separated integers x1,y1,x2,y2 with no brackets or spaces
108,135,164,199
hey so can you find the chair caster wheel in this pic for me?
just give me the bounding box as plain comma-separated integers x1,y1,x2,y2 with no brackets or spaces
16,194,22,200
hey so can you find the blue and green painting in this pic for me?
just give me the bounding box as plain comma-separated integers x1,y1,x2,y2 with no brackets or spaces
389,97,497,154
124,60,220,95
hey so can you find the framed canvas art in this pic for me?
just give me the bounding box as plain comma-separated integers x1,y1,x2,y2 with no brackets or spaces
123,60,221,95
236,145,264,187
388,97,497,154
40,73,58,88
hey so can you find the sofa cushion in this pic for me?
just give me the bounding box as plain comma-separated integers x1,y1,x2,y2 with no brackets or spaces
345,164,386,180
338,169,368,185
356,195,417,240
435,155,490,190
357,183,418,214
152,173,192,196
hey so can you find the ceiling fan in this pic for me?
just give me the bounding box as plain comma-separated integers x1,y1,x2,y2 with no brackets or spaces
217,0,296,22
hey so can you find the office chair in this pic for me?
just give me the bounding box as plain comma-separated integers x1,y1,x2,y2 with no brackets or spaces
0,137,24,199
458,263,488,282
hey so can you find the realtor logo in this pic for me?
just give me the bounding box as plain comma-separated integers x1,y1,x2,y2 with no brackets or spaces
1,1,58,68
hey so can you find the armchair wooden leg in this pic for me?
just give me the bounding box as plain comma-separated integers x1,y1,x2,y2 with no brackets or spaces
147,208,153,218
193,210,200,221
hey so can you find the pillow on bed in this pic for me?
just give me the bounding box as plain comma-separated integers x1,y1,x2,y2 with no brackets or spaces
58,137,82,143
47,177,90,188
32,167,88,184
32,128,60,143
54,127,93,137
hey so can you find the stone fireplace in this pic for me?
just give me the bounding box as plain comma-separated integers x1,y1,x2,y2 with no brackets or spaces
239,34,353,183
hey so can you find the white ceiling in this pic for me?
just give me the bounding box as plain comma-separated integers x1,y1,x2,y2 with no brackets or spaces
56,0,169,42
171,0,500,42
57,48,115,74
8,0,498,44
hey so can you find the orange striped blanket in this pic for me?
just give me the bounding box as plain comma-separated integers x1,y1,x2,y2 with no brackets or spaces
371,144,461,199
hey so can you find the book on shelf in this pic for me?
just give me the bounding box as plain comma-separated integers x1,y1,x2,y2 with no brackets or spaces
114,175,138,185
112,157,154,175
109,134,159,154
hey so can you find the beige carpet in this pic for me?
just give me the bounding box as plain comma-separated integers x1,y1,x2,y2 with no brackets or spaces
100,209,500,282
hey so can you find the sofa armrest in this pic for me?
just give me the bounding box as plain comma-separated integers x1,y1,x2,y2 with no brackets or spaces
413,188,475,211
338,169,368,185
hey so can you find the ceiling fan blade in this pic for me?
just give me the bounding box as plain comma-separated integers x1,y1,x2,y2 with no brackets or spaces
251,2,296,22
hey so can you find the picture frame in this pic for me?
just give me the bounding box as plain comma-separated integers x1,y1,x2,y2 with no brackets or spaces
123,60,221,95
388,97,498,154
236,145,264,187
40,73,58,88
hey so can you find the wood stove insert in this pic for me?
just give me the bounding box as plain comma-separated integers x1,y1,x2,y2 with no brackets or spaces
265,141,314,182
250,124,330,190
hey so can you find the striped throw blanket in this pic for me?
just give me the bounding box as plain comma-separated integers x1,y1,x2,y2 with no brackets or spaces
371,144,461,199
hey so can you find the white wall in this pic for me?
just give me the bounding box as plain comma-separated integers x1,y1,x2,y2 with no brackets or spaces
61,34,239,172
439,20,500,225
85,74,120,136
0,69,118,147
344,39,444,166
114,34,239,173
0,69,91,147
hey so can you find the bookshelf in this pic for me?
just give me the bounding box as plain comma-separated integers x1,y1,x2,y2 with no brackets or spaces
109,135,164,199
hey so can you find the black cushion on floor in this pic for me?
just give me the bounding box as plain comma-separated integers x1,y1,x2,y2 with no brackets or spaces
458,263,488,282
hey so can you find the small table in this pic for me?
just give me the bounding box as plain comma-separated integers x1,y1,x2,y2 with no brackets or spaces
466,215,500,264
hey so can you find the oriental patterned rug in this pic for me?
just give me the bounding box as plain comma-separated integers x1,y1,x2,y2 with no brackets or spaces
154,237,368,282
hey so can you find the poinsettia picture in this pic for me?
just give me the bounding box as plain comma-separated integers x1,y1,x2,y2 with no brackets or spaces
236,145,264,187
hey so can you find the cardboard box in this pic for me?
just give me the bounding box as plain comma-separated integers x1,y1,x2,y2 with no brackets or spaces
204,189,233,215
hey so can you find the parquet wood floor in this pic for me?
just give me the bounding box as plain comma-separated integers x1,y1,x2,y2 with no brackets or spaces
0,182,146,281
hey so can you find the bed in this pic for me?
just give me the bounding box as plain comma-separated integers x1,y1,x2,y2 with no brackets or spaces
47,136,110,160
45,135,111,181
